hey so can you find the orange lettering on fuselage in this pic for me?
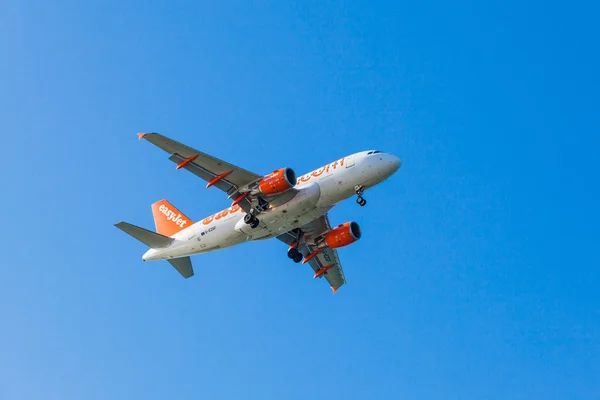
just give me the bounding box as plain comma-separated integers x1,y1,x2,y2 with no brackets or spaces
202,203,244,225
312,167,325,177
214,209,229,220
296,158,346,185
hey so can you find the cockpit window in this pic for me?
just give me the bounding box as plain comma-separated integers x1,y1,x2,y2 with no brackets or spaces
372,150,382,154
367,150,382,155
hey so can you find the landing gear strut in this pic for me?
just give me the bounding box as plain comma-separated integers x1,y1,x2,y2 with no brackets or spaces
244,213,259,229
355,185,367,207
243,197,269,229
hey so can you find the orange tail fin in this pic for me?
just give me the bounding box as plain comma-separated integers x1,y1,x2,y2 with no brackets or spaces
151,200,192,237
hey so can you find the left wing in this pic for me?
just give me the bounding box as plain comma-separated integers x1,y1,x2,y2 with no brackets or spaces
138,133,262,209
277,214,346,293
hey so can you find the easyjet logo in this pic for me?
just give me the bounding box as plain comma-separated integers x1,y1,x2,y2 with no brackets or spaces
159,204,188,228
296,157,346,185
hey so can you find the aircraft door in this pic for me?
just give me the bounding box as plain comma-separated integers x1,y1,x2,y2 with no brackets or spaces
345,154,355,168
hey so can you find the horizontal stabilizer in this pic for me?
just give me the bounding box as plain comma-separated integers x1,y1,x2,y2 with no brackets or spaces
167,257,194,278
115,222,174,248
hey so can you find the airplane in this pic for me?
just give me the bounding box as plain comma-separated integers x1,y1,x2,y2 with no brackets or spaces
115,133,402,293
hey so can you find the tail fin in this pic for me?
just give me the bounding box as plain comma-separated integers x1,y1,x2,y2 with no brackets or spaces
114,222,174,248
151,199,192,237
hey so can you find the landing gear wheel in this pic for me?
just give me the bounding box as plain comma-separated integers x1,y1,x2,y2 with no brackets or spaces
293,253,303,263
288,247,300,259
244,213,259,228
357,197,367,207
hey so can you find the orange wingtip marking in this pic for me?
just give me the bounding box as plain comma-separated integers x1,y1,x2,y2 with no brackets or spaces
176,154,199,170
314,264,334,279
302,249,323,264
231,192,250,206
332,286,339,294
206,170,233,188
137,133,146,140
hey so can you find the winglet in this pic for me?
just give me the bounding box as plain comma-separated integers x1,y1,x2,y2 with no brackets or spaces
331,286,339,294
137,132,146,140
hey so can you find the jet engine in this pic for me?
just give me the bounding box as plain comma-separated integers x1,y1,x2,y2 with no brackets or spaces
323,222,362,248
257,168,297,196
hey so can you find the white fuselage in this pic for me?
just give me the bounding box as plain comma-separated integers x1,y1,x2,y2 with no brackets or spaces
143,151,401,260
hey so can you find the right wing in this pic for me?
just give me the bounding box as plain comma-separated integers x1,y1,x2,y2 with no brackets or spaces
277,214,346,292
138,133,262,208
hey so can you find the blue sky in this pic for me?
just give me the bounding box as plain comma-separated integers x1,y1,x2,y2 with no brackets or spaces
1,1,598,399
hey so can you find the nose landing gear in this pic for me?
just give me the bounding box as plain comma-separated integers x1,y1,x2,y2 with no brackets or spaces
355,185,367,207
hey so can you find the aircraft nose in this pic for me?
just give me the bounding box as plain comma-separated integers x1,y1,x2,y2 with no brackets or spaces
388,154,402,174
390,154,402,172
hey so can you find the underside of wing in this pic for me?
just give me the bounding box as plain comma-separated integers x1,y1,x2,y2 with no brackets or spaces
138,133,298,213
140,132,261,196
277,214,346,292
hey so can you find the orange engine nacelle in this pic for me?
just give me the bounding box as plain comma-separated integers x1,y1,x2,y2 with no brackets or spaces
324,222,362,249
258,168,297,196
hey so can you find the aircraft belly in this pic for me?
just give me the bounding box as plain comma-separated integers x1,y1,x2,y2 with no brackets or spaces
249,183,331,240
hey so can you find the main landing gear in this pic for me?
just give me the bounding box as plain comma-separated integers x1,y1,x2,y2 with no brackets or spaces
355,185,367,207
287,247,303,263
243,213,260,229
243,197,269,229
286,229,304,263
